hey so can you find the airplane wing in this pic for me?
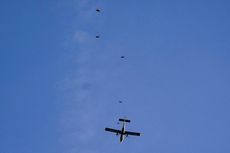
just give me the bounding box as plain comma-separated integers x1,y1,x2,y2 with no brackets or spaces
105,128,121,134
125,131,141,136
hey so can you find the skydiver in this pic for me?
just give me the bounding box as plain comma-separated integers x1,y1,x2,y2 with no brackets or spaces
96,8,101,13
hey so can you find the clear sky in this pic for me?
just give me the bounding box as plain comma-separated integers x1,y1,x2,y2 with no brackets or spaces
1,0,230,153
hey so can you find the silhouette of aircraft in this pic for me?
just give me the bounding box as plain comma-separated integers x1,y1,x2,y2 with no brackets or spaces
105,118,141,142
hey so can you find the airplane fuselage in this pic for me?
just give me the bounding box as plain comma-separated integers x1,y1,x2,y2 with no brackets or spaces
120,123,126,142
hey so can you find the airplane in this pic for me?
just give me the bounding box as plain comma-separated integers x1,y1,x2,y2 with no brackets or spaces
105,118,141,142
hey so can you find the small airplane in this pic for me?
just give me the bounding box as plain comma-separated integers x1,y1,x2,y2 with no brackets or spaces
105,118,141,142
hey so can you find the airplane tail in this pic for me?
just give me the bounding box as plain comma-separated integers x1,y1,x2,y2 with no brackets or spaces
119,118,131,123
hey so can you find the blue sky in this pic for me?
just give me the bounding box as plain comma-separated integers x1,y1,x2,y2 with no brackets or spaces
1,0,230,153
